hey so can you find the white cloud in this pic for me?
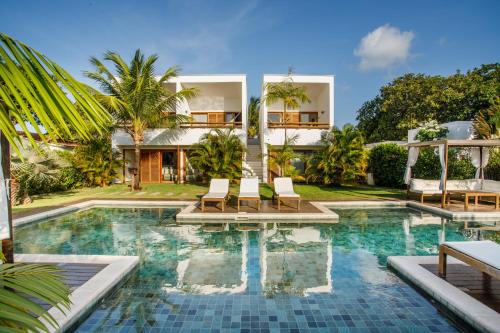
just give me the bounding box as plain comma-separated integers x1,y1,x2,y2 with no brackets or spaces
354,24,414,71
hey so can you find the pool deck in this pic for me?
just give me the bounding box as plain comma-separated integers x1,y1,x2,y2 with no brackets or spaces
15,254,139,333
388,256,500,333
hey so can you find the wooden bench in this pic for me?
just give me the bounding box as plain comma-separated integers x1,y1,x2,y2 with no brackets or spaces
439,241,500,280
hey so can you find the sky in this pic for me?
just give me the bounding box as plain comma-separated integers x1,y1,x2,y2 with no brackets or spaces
1,0,499,126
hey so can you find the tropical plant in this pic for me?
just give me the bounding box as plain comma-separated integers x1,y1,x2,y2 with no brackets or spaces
11,145,69,204
368,143,407,188
85,50,197,190
0,251,71,332
473,96,500,139
305,124,367,186
267,134,302,179
189,128,245,181
247,96,260,138
70,135,121,187
263,69,311,140
415,120,449,141
0,33,109,331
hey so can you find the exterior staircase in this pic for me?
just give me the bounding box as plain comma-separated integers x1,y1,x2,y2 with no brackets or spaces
244,140,264,181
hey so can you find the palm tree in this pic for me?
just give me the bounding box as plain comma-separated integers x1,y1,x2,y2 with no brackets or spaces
85,50,197,190
306,124,367,186
267,134,302,178
263,70,310,141
473,97,500,139
189,128,246,181
247,96,260,138
1,33,109,331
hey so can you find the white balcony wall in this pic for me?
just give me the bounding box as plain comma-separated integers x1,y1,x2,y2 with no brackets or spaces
263,129,326,146
181,82,242,112
112,127,246,148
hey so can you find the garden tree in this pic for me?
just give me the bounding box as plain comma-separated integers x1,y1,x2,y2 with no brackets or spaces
85,50,196,190
263,69,311,140
189,128,246,181
267,134,302,178
0,33,109,331
357,63,500,142
305,124,367,186
247,96,260,138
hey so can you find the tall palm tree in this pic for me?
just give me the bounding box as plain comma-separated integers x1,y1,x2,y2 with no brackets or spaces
1,33,109,331
263,70,310,141
85,50,197,190
247,96,260,138
306,124,367,186
267,134,302,178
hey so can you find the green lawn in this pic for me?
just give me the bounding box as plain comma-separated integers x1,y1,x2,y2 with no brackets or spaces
12,183,405,218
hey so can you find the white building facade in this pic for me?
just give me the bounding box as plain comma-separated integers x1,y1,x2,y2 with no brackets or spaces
112,75,247,183
260,74,334,183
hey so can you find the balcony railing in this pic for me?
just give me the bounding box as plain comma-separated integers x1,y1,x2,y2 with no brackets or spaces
181,121,242,128
267,121,330,129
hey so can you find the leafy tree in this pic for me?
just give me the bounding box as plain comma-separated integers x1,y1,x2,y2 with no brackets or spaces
368,143,407,188
85,50,197,190
189,129,245,181
263,70,311,140
357,63,500,142
306,124,367,186
268,135,302,179
1,33,108,330
247,96,260,138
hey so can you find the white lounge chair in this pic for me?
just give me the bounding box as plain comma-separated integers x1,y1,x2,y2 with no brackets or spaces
439,241,500,280
273,177,301,211
237,178,261,212
201,179,229,212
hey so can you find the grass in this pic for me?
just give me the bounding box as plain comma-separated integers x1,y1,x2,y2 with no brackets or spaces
12,183,405,217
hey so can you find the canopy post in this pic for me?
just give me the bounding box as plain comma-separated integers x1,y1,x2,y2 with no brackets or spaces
479,147,483,179
441,142,449,209
1,131,14,263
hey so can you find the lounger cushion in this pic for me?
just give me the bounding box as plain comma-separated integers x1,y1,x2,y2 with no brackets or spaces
481,180,500,193
410,179,440,192
208,179,230,193
443,240,500,270
277,191,300,198
203,192,228,199
238,192,260,198
447,179,481,191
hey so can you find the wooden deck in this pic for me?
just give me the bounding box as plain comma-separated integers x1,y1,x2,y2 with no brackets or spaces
193,199,323,214
28,263,107,311
415,198,499,212
422,263,500,313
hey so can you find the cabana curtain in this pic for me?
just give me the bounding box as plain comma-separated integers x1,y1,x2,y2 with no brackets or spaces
470,147,490,179
438,144,446,190
404,147,419,184
0,137,10,239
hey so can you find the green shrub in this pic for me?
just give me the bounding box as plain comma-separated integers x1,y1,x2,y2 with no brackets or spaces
485,148,500,180
413,148,475,180
369,144,407,188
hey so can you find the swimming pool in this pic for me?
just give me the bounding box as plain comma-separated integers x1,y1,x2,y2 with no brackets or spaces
14,207,499,332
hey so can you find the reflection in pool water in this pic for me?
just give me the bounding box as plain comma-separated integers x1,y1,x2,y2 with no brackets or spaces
14,207,499,332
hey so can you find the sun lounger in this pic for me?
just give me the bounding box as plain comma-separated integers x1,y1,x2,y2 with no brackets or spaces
237,178,261,212
201,179,229,212
273,177,301,210
439,241,500,280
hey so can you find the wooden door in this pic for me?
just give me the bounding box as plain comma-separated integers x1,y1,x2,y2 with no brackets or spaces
140,151,161,183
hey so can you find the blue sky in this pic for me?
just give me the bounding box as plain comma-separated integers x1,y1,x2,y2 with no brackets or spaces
2,0,499,126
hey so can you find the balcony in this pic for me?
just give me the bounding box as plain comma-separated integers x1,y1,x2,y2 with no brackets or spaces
181,111,243,128
267,111,329,129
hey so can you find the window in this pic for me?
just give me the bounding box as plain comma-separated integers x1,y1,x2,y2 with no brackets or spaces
192,113,208,124
300,112,318,123
268,113,282,123
225,112,242,123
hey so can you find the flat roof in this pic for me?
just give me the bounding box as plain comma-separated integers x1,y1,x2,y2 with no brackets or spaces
407,139,500,147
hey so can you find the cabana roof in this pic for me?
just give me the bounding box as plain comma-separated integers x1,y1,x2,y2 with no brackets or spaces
408,139,500,148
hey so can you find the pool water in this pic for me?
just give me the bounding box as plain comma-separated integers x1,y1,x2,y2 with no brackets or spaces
14,207,499,332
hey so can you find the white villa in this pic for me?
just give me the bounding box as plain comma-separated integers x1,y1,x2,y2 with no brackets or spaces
112,75,247,184
259,74,334,183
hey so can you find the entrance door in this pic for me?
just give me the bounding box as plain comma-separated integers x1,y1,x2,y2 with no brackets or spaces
140,151,161,183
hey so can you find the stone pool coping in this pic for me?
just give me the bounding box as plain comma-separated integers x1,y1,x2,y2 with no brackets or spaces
15,254,139,333
388,255,500,333
13,199,500,227
175,201,339,223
